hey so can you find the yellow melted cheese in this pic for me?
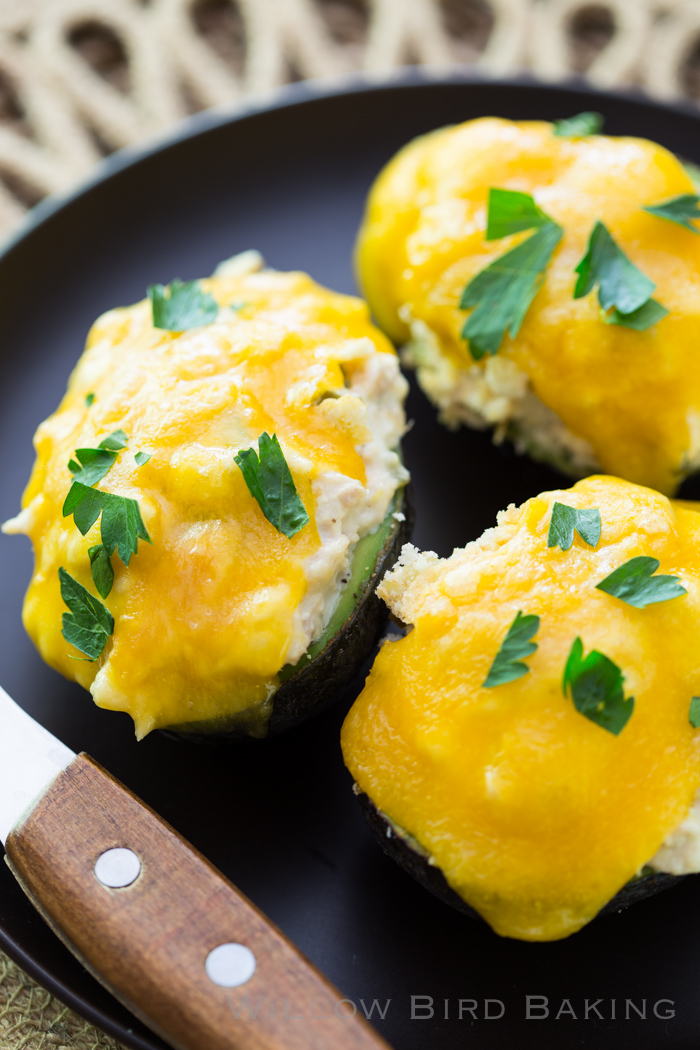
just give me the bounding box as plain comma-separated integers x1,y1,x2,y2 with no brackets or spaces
11,269,398,738
356,117,700,495
341,476,700,940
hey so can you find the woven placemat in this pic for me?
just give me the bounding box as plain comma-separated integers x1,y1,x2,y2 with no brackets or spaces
2,0,699,1046
0,0,699,239
0,952,123,1049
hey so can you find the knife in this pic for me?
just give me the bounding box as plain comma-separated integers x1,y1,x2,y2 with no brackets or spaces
0,684,391,1050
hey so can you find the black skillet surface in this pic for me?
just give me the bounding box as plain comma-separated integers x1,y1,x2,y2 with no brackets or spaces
2,71,700,1050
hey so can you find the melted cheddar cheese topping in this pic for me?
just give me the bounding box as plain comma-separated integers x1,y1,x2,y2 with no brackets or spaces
356,117,700,495
341,476,700,940
8,268,404,738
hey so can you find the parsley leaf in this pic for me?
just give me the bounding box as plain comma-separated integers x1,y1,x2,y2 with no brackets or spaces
235,432,309,539
85,392,95,407
148,279,218,331
68,430,128,487
547,502,601,551
596,555,687,608
63,482,151,566
59,566,113,661
563,637,634,734
486,188,550,240
483,610,540,688
461,202,563,359
553,112,604,138
134,451,151,466
573,221,668,329
644,193,700,234
63,483,103,533
100,495,150,565
690,697,700,728
605,298,669,330
88,543,114,599
69,449,117,487
99,429,128,451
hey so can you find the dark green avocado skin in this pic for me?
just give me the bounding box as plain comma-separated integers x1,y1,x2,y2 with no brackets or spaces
165,484,414,742
357,790,686,926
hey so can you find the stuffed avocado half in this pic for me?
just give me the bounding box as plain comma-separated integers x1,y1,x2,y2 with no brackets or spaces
356,115,700,495
341,476,700,941
4,252,411,740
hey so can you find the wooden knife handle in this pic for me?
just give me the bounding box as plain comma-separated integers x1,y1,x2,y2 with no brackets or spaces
5,753,391,1050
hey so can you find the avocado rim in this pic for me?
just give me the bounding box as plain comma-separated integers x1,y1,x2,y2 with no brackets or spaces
162,483,414,741
355,789,686,928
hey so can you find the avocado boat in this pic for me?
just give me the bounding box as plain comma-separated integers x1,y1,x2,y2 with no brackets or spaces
342,476,700,941
4,253,412,740
168,484,413,740
356,114,700,496
355,790,685,923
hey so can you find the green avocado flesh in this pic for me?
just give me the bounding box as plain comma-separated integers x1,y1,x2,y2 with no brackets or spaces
278,491,403,682
163,484,412,741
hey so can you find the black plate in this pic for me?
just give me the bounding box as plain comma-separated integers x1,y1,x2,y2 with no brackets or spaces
2,71,700,1050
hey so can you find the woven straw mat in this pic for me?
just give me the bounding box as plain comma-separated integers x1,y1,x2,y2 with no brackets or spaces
2,0,700,1046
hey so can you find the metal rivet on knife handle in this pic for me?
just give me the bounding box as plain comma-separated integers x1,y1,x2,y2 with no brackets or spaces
205,943,257,987
94,847,141,888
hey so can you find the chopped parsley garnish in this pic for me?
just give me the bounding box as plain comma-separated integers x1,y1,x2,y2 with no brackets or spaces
483,610,540,688
461,189,563,359
134,451,151,466
99,430,128,451
235,432,309,539
63,482,151,566
547,502,601,551
148,279,219,331
69,449,118,488
596,555,686,608
563,637,634,735
553,112,604,138
573,221,668,330
59,566,113,661
85,392,95,407
690,697,700,728
485,188,551,240
68,430,128,488
88,543,114,599
604,298,669,331
644,193,700,234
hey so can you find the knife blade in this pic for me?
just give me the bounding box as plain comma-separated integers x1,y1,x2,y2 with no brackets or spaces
0,685,74,843
0,685,391,1050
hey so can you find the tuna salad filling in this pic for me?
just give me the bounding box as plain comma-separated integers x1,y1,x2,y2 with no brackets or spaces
287,346,409,664
400,308,600,477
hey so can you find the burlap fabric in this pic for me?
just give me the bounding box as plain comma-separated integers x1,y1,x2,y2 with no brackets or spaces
0,953,122,1049
1,0,699,1046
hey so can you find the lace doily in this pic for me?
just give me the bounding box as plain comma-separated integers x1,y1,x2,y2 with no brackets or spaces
0,0,698,240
